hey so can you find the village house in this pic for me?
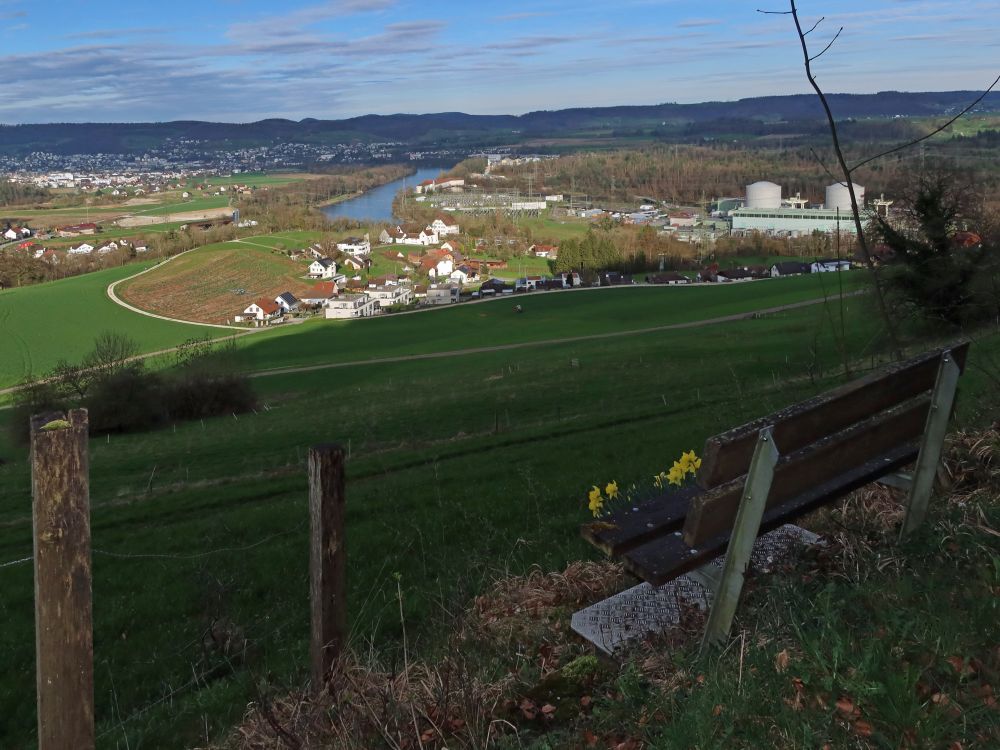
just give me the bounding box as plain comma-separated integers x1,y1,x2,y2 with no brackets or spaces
67,243,95,255
430,214,460,236
420,252,454,279
770,261,811,277
336,236,371,257
274,292,300,313
300,281,340,307
366,285,414,308
324,293,380,319
449,264,480,285
96,241,119,255
338,255,371,272
810,258,851,273
301,281,339,306
3,226,31,241
308,258,338,279
648,272,692,285
57,223,98,237
239,298,282,326
528,244,559,259
424,284,461,305
716,268,754,282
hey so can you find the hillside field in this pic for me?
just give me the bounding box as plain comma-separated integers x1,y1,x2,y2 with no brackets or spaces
0,287,996,747
1,266,997,747
0,264,230,388
117,241,319,324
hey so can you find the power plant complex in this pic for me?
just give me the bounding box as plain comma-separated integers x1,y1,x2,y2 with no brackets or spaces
728,180,889,236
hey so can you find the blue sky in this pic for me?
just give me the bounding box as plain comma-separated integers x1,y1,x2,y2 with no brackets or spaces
0,0,996,123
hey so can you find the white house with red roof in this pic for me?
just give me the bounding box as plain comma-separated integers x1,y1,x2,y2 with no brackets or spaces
301,281,339,306
431,214,460,236
238,298,282,325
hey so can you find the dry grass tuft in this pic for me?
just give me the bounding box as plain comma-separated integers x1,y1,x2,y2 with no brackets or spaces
226,652,518,750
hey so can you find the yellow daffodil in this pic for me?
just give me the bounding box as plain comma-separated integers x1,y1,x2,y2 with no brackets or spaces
588,485,604,517
605,480,619,500
667,462,685,486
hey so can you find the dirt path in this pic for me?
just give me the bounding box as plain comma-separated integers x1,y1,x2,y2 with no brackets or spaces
248,292,863,380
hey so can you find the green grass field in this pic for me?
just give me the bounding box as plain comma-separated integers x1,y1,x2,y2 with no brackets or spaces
2,263,994,748
0,265,229,388
130,195,233,217
0,286,995,747
516,211,593,242
228,274,867,374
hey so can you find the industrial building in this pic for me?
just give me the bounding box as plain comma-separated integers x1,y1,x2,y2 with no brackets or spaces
731,181,870,236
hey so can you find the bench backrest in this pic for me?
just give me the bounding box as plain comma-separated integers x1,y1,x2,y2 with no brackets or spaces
682,341,969,548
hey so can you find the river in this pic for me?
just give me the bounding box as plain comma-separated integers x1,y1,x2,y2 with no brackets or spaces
320,167,443,223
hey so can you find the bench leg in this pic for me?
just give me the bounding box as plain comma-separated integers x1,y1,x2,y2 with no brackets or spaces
701,427,780,650
900,352,961,540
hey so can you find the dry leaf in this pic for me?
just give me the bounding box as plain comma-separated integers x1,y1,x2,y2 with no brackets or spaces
582,729,599,747
580,695,593,708
853,719,873,737
541,703,557,716
836,696,858,717
775,649,791,673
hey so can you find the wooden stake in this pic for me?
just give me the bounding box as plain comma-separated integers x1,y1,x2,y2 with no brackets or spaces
30,408,95,750
308,443,347,690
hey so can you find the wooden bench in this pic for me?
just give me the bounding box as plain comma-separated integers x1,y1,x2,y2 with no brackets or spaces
581,341,969,648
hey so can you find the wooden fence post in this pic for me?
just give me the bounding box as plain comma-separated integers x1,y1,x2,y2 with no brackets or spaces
30,408,94,750
308,443,347,690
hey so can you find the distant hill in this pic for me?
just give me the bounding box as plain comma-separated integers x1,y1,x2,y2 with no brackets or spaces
1,91,997,155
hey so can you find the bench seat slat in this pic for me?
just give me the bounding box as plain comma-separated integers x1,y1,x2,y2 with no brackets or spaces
623,442,919,586
581,485,699,556
697,342,968,490
683,394,931,547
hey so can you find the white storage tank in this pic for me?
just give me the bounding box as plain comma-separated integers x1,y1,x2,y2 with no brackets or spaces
745,181,782,209
825,182,864,211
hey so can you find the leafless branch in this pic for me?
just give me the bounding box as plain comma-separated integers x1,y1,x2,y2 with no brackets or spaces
808,147,840,184
803,16,825,35
809,26,842,61
850,73,1000,171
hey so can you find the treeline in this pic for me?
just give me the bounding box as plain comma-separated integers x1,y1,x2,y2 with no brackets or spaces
0,180,51,207
238,164,413,231
11,333,256,443
491,142,999,206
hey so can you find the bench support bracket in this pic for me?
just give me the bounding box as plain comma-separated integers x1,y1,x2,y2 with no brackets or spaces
900,350,961,539
701,427,780,650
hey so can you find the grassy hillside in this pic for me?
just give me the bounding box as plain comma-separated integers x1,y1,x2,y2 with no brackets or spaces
0,265,229,388
2,272,994,747
118,241,319,324
229,274,867,374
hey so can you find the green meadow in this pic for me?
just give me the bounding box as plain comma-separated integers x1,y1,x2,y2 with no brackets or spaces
2,263,995,748
0,265,229,388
